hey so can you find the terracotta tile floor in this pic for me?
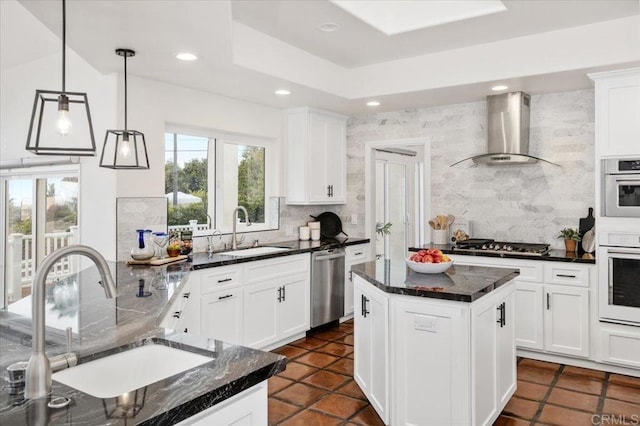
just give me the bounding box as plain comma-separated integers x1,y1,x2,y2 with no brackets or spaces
269,320,640,425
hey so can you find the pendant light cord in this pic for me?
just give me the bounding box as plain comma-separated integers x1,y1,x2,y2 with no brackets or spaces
124,52,128,131
61,0,66,93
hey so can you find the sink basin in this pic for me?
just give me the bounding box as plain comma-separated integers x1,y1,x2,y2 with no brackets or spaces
219,246,290,257
52,344,211,398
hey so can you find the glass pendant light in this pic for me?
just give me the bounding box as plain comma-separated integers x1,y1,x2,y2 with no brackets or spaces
99,48,149,169
25,0,96,156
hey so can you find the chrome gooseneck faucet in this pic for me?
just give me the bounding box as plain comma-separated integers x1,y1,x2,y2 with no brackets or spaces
231,206,251,250
25,245,117,399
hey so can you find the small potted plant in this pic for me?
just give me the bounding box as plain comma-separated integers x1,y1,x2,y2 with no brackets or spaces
557,227,581,252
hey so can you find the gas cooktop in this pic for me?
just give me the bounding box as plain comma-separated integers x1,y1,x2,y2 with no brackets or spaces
453,239,550,256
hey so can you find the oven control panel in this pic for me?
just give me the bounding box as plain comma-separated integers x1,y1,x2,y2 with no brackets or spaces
600,232,640,248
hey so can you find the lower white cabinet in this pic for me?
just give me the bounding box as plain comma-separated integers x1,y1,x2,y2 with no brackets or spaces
345,244,370,316
544,284,590,357
598,325,640,368
451,255,593,359
162,253,310,351
472,287,516,426
201,288,243,345
355,273,517,426
353,276,389,424
243,272,309,349
177,381,267,426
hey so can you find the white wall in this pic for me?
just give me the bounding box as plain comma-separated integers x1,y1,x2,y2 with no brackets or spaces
117,76,285,198
1,0,118,260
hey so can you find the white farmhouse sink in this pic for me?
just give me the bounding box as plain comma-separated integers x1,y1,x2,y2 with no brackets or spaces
219,246,290,257
52,344,211,398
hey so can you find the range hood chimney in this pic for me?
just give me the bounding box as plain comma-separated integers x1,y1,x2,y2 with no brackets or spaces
451,91,558,166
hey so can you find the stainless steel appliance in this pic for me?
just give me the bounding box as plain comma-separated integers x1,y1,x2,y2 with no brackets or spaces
451,92,557,166
599,231,640,326
311,248,345,327
603,158,640,217
453,239,551,256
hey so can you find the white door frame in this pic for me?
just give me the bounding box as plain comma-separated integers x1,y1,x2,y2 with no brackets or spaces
364,137,431,258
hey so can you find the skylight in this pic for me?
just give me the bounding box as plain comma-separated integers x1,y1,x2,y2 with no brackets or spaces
330,0,507,36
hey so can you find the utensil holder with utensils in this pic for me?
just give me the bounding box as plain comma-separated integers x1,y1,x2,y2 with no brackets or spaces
429,214,455,244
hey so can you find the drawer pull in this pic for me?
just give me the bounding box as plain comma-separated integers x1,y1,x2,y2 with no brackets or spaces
218,294,233,300
217,278,233,283
354,252,363,256
182,292,191,298
173,311,182,319
556,274,576,278
546,293,550,310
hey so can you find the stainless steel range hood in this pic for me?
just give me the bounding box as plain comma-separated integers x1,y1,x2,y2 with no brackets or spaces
451,91,558,166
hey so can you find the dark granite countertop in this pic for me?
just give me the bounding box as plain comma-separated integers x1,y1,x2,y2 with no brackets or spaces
0,262,285,425
191,236,370,270
352,260,519,302
409,244,596,264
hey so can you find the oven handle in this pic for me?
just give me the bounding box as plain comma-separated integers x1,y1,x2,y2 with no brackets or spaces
615,178,640,184
607,248,640,257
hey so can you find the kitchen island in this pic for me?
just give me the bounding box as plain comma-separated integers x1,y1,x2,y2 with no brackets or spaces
0,262,285,425
351,260,519,426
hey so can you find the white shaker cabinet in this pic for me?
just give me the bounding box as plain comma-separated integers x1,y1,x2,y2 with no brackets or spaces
353,276,390,424
201,288,243,345
544,284,590,358
589,68,640,157
285,107,347,205
472,287,516,425
243,254,310,349
344,244,370,316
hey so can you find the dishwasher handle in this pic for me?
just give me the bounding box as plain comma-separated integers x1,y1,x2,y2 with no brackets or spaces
314,252,346,261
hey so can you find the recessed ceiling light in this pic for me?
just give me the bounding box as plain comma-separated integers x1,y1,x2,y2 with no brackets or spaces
176,53,198,61
318,22,340,32
366,101,380,107
275,89,291,96
491,85,509,91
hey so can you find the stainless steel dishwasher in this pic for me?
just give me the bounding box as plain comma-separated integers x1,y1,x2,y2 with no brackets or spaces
311,248,345,328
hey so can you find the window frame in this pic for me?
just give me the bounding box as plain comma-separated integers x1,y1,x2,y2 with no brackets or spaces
165,125,276,235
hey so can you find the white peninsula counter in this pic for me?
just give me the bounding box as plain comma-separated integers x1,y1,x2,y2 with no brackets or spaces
351,260,520,426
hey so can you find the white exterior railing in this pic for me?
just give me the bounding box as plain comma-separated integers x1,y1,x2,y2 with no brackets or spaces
5,226,79,302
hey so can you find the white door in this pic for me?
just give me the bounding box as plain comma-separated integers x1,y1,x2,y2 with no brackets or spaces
375,149,418,263
497,290,517,407
308,114,330,202
201,289,243,344
544,285,590,357
473,295,499,426
277,273,309,338
353,280,371,395
243,281,278,348
514,282,544,350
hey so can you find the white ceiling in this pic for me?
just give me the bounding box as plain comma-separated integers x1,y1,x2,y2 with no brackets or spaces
10,0,640,115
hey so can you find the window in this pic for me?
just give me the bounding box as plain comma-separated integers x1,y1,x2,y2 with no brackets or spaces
2,171,79,308
165,130,274,234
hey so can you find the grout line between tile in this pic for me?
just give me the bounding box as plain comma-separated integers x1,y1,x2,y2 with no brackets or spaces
529,364,565,425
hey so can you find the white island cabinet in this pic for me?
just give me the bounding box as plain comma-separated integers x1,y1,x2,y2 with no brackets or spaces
352,261,518,426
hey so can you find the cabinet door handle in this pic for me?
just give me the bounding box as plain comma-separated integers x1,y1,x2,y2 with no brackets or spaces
546,293,550,310
327,185,331,197
556,274,576,278
218,294,233,300
496,304,503,327
183,292,191,298
173,311,182,319
282,285,286,302
362,295,370,318
277,287,283,302
348,270,353,282
218,278,232,283
502,302,506,327
330,185,334,197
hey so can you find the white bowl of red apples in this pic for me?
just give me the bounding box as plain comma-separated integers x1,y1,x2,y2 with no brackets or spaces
406,249,453,274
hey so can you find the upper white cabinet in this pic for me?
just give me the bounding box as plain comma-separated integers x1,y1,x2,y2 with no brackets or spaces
590,68,640,157
285,107,347,205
